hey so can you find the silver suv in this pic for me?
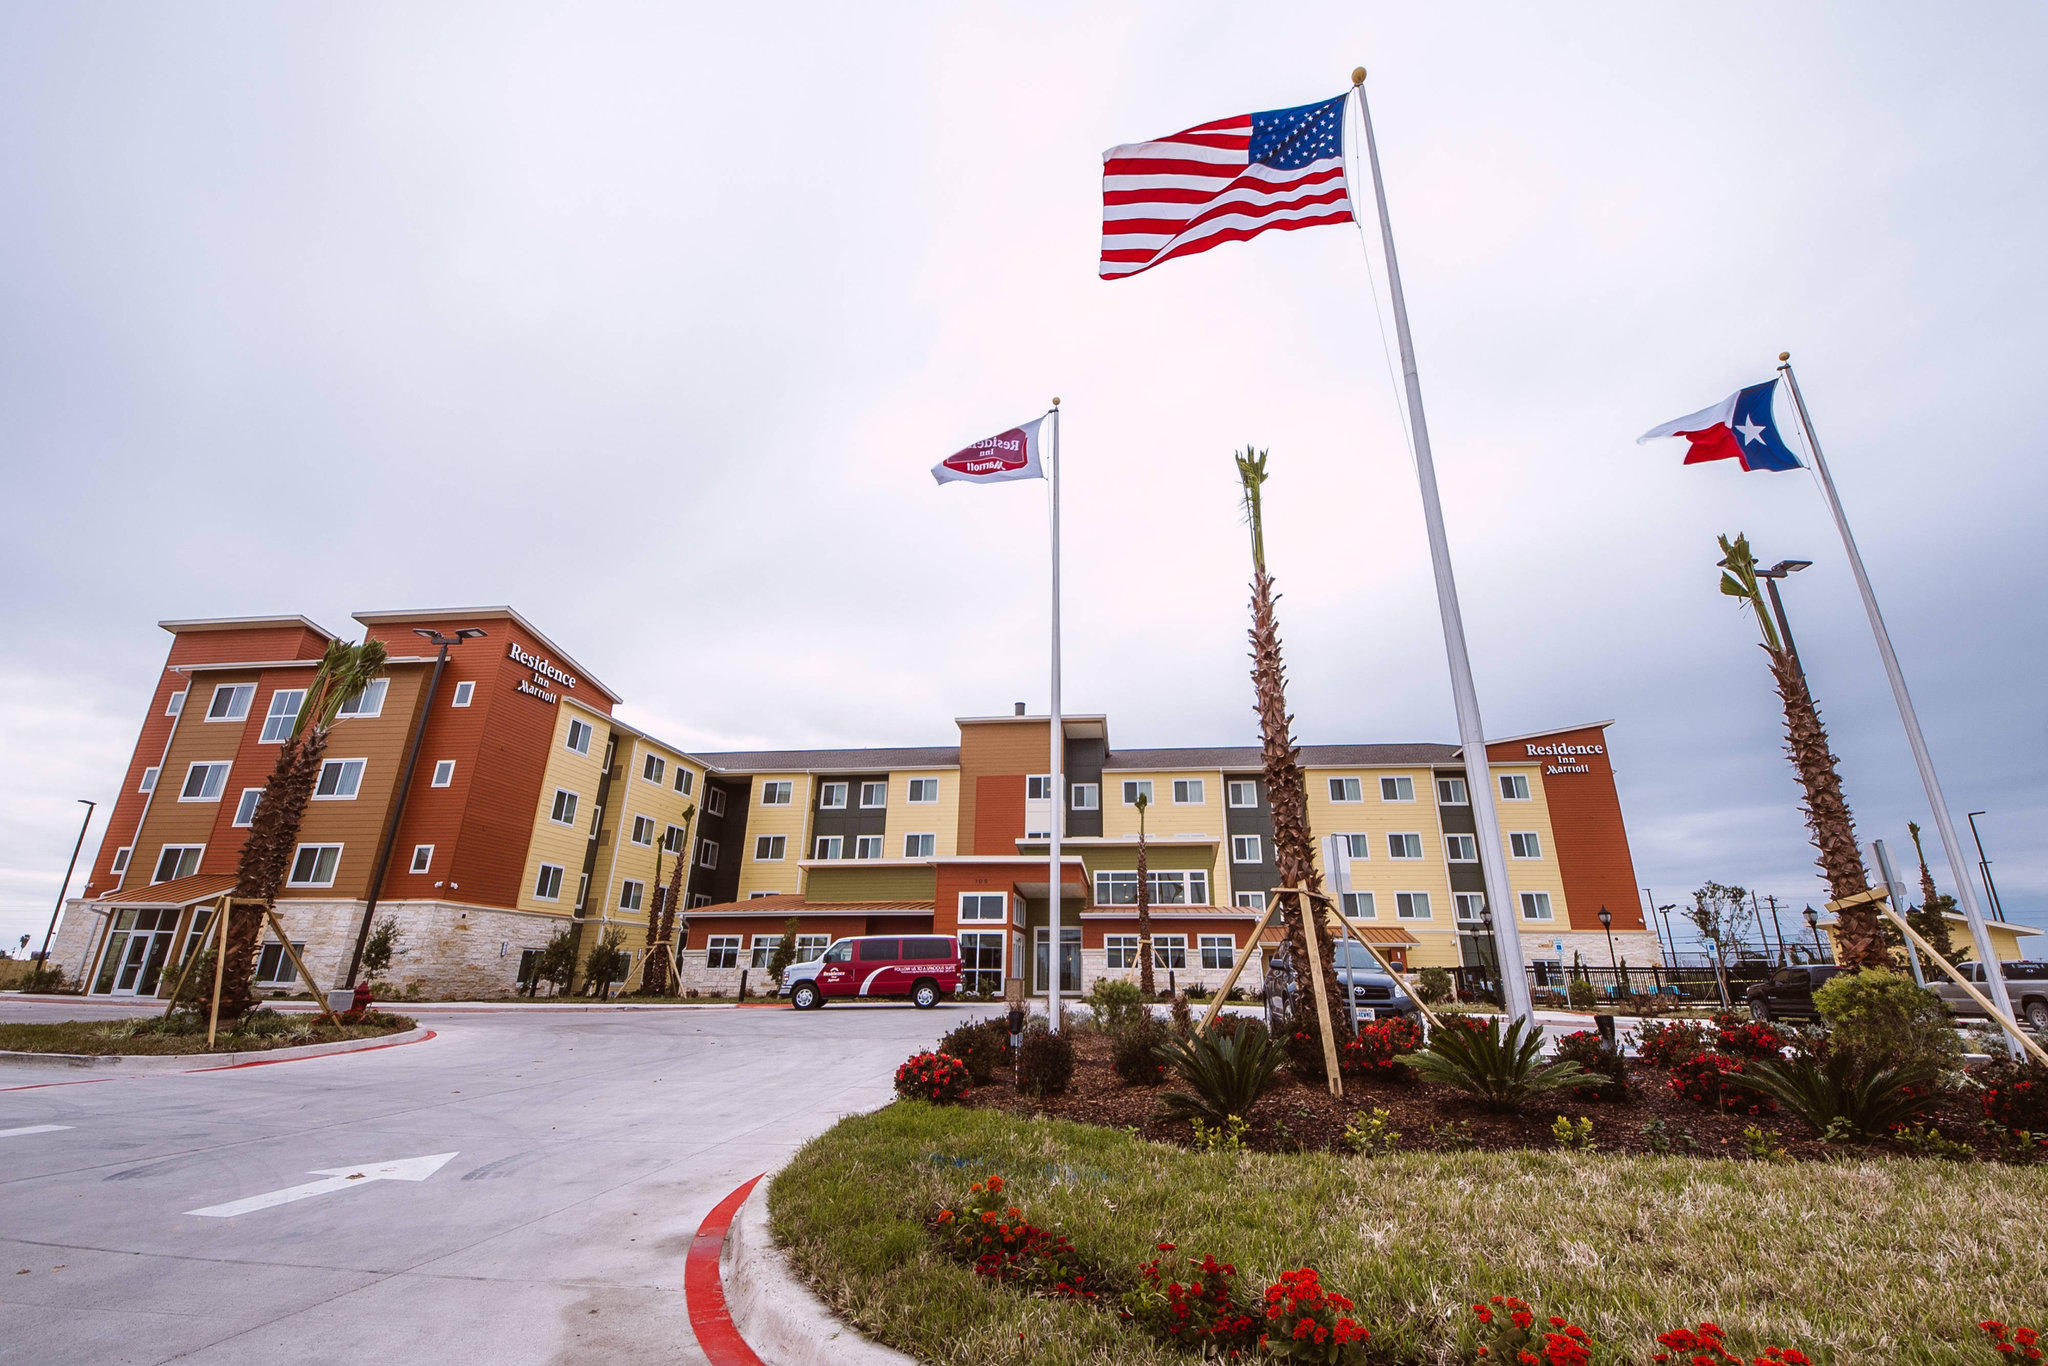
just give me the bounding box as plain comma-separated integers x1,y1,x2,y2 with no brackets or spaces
1932,960,2048,1034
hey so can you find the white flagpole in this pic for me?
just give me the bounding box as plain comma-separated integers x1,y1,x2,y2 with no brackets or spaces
1776,354,2022,1056
1047,398,1065,1031
1350,69,1535,1026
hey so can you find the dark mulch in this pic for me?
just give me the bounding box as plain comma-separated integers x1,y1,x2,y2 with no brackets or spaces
960,1028,2020,1163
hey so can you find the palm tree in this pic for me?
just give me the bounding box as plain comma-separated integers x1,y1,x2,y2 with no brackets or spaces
1717,534,1883,969
1237,446,1342,1052
640,805,693,994
221,638,389,1019
1904,822,1958,963
1135,791,1155,997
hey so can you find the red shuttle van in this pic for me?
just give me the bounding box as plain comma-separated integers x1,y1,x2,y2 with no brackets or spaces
783,934,960,1010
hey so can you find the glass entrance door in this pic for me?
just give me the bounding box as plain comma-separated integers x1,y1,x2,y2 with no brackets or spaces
102,908,176,996
1032,926,1081,995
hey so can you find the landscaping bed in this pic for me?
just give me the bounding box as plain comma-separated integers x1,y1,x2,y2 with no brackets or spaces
0,1009,419,1056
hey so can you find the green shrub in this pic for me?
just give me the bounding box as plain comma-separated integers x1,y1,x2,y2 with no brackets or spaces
939,1017,1009,1084
1728,1051,1935,1139
1415,966,1452,1004
1394,1017,1590,1112
1111,1012,1171,1085
1636,1018,1712,1069
1567,979,1596,1010
1015,1020,1074,1096
1974,1058,2048,1148
1813,969,1961,1074
1085,977,1146,1034
1158,1018,1284,1127
1343,1107,1401,1156
22,965,68,993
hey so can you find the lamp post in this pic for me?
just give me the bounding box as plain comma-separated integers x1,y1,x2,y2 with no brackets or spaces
36,799,97,967
1597,906,1617,973
346,626,487,987
1802,905,1826,963
1719,552,1815,682
1656,903,1679,961
1966,812,2006,923
1478,904,1501,1003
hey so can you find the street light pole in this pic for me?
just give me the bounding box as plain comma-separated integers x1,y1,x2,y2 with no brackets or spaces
1966,812,2005,923
1802,905,1827,963
36,799,97,966
1597,906,1617,973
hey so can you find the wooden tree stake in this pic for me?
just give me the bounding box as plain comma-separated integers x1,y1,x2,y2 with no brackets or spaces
206,903,229,1049
163,895,227,1019
1195,897,1282,1037
1293,885,1344,1097
1851,893,2048,1068
1324,908,1445,1030
263,907,342,1026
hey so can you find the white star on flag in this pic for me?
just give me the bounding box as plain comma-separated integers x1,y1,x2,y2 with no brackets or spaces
1735,417,1768,445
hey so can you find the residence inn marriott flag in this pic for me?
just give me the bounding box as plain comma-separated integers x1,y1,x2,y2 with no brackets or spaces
931,415,1046,484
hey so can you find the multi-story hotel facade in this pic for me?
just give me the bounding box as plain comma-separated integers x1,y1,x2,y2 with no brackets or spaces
52,607,1660,1002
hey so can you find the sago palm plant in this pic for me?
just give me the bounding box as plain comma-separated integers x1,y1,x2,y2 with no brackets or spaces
1727,1051,1936,1140
1393,1017,1589,1112
1157,1018,1284,1126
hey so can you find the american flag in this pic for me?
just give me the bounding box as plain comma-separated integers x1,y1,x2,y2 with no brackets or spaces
1099,94,1353,280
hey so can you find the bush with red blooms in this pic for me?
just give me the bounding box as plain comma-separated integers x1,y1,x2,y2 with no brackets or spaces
1339,1017,1424,1081
1122,1244,1260,1353
1468,1295,1591,1366
1636,1019,1713,1069
1649,1320,1811,1364
894,1050,971,1104
1258,1267,1372,1364
1714,1019,1789,1060
1981,1319,2044,1362
931,1175,1082,1291
1669,1052,1774,1114
1976,1059,2048,1153
1551,1029,1628,1100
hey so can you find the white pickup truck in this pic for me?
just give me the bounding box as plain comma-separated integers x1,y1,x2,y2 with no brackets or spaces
1931,959,2048,1034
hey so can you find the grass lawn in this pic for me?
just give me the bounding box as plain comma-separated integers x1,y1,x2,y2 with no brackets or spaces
770,1101,2045,1365
0,1011,418,1056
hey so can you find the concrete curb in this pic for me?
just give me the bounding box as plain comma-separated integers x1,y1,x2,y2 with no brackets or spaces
722,1180,917,1366
0,1026,436,1073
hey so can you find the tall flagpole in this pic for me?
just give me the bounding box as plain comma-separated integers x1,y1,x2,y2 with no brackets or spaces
1350,69,1535,1026
1047,398,1065,1031
1776,354,2022,1056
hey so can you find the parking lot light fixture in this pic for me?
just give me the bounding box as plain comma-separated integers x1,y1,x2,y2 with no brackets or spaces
1597,906,1618,977
1802,905,1826,962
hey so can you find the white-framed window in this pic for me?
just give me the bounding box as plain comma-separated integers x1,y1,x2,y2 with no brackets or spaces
1105,935,1140,970
819,782,848,809
907,777,939,804
794,934,830,963
409,844,434,874
1226,779,1258,808
335,679,388,718
566,719,594,755
206,683,254,721
1172,778,1205,805
627,815,653,846
959,929,1003,993
1070,782,1099,810
1387,832,1423,859
675,768,694,796
588,804,604,836
691,893,713,908
1510,831,1542,859
1436,776,1468,805
1231,834,1262,864
313,758,365,800
1026,774,1052,801
761,780,793,806
1328,777,1363,803
1381,776,1415,802
854,835,883,859
749,935,783,970
814,835,843,859
139,766,159,794
1342,891,1376,919
1521,891,1555,921
697,838,719,869
165,689,186,717
432,759,455,787
550,789,579,825
232,788,263,827
903,832,936,858
451,680,475,708
755,834,787,861
1395,891,1431,920
705,786,726,816
1500,773,1531,801
287,843,342,888
706,936,741,969
642,754,666,784
959,892,1009,922
618,880,645,912
1199,935,1235,969
1445,833,1478,862
1339,833,1371,859
576,873,589,909
179,762,232,801
859,780,886,807
747,890,780,899
254,940,307,986
152,845,204,884
1235,890,1266,911
663,824,687,854
109,846,132,876
259,689,305,744
1093,870,1208,905
1455,892,1485,923
1121,779,1153,806
1152,934,1188,969
533,864,564,900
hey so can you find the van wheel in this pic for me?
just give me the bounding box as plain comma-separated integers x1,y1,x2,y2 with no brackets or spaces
2025,998,2048,1034
913,981,939,1009
791,982,821,1011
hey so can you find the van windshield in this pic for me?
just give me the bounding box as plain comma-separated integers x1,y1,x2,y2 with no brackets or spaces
822,942,852,963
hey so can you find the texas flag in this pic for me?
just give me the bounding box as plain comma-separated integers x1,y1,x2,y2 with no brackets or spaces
1638,378,1804,472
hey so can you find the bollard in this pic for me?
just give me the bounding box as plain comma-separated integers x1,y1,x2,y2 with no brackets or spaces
1006,1002,1025,1052
738,969,749,1003
1594,1012,1616,1048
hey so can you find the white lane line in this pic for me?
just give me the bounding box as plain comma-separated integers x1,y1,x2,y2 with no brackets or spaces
186,1150,458,1218
0,1124,73,1139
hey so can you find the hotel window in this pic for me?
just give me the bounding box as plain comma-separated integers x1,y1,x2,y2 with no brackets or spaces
166,689,186,717
1152,935,1187,969
618,880,645,912
960,892,1008,922
1342,891,1376,919
1095,871,1133,904
1387,832,1423,859
1395,891,1431,920
814,835,843,859
959,931,1002,993
1227,779,1258,808
451,680,475,707
410,844,434,874
533,864,564,900
1339,833,1370,859
1095,870,1206,905
903,832,936,858
288,844,342,888
907,777,939,804
1121,779,1152,806
1328,777,1363,803
1436,776,1468,805
755,834,787,861
432,760,455,787
1521,891,1555,921
749,935,782,970
643,754,666,784
152,845,204,884
854,835,883,859
254,941,307,986
1231,834,1262,864
663,824,686,854
1235,890,1266,911
207,683,255,721
109,847,132,876
1200,935,1235,970
180,762,232,801
706,937,740,969
761,780,793,806
566,719,593,755
705,786,726,816
819,782,848,809
1381,775,1415,802
691,893,713,908
1105,935,1139,970
314,758,365,800
859,781,886,808
140,766,159,794
1445,833,1478,862
233,788,263,827
550,789,579,825
631,816,655,846
674,768,694,796
1069,782,1098,811
1509,831,1542,859
1455,892,1486,923
1500,773,1531,801
1026,775,1052,800
589,804,603,836
259,689,305,744
576,873,589,909
747,890,779,899
794,935,830,963
335,679,388,718
697,838,719,868
1173,778,1204,805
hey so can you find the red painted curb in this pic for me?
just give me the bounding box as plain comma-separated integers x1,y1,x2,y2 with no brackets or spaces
686,1173,768,1366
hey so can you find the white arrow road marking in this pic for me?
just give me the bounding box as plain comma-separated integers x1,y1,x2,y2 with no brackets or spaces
0,1124,72,1139
187,1151,458,1218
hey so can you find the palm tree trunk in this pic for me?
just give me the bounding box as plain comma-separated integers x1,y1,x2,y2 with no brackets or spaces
221,727,328,1019
1767,648,1882,968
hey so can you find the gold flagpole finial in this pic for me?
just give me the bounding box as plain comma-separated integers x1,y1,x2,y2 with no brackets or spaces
1778,351,1791,363
1350,67,1366,86
1051,396,1060,406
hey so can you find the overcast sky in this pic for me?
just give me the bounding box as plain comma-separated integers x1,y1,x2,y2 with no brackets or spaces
4,2,2044,961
